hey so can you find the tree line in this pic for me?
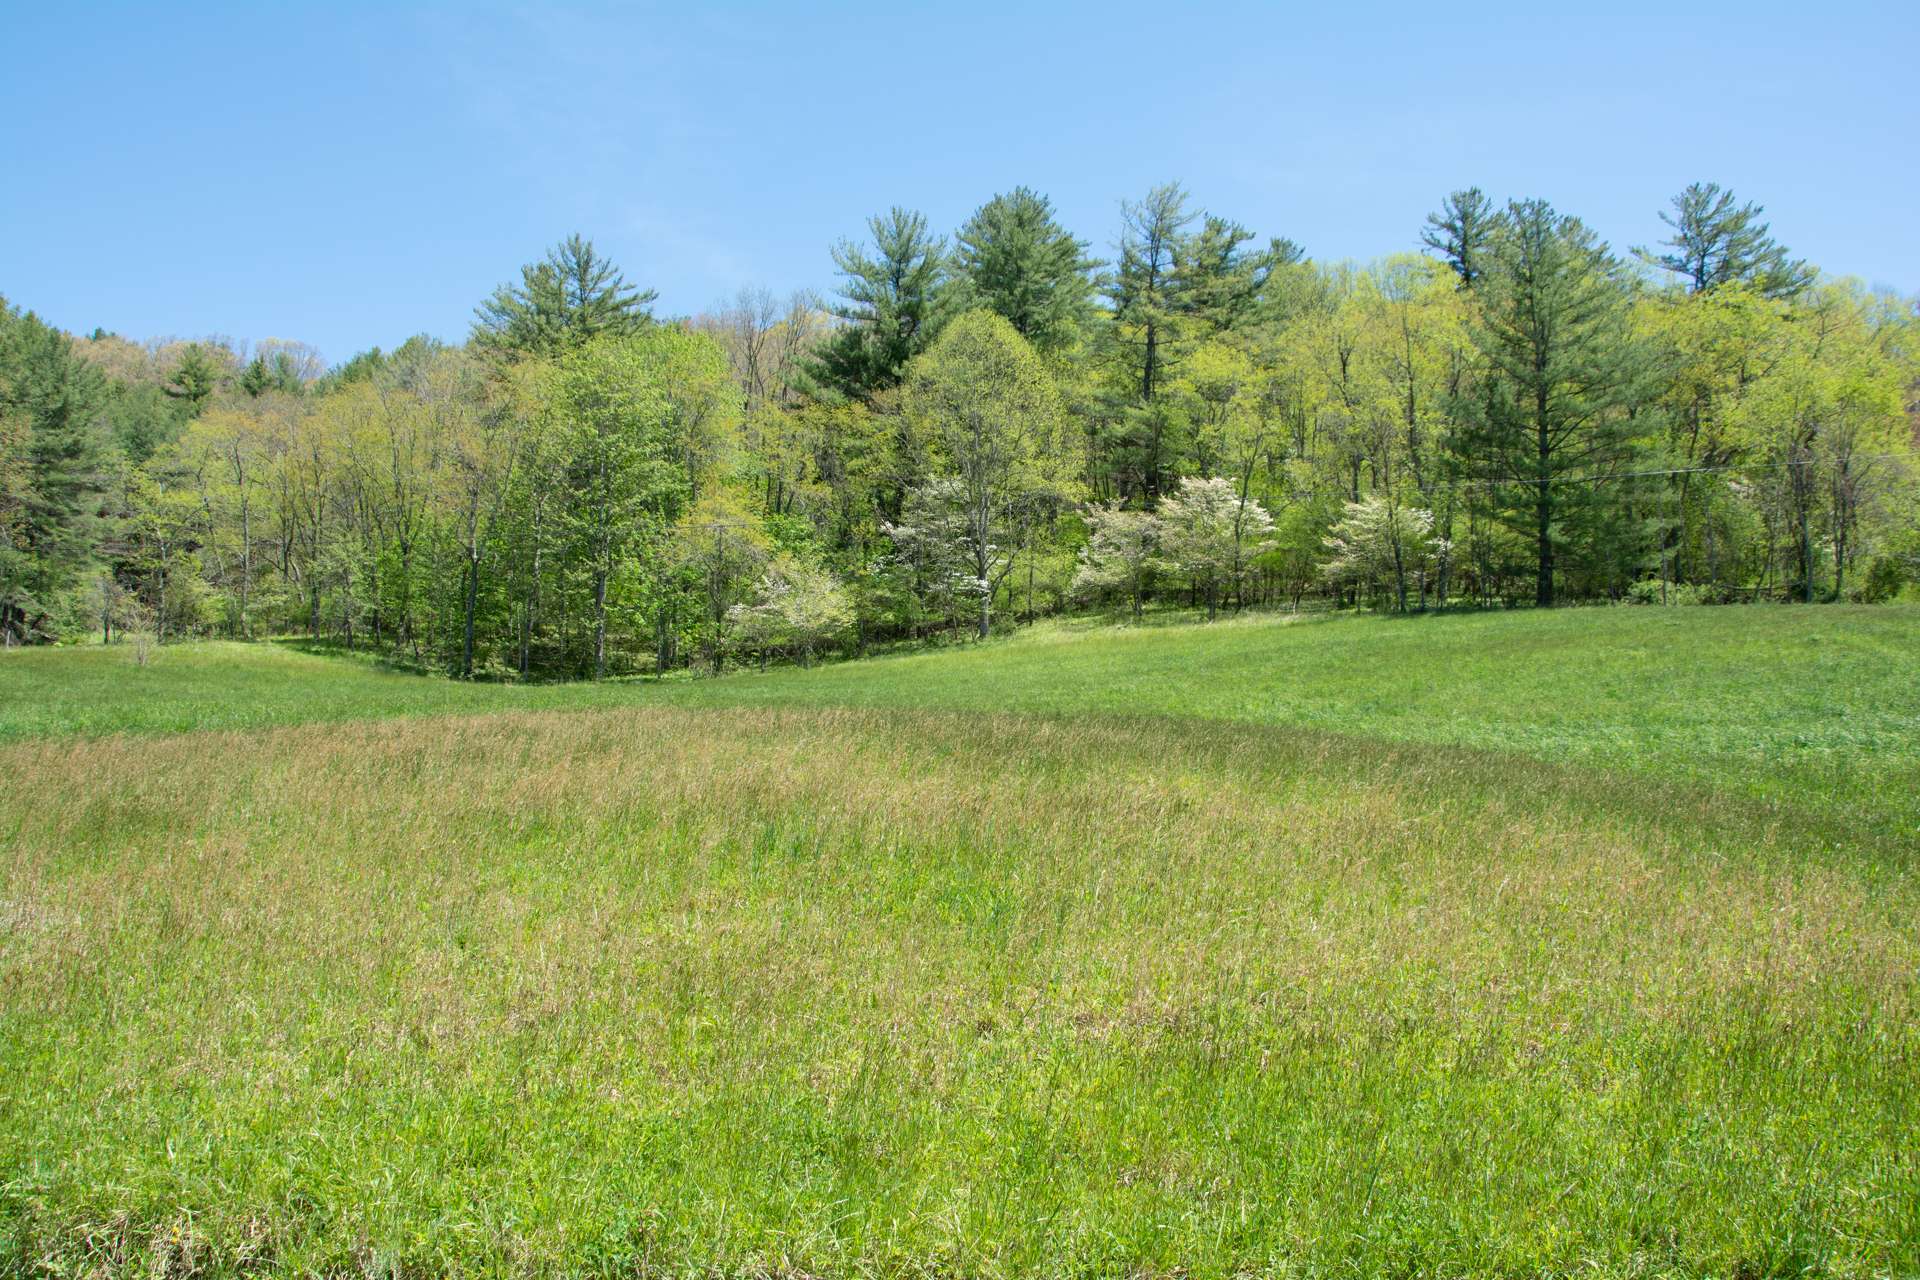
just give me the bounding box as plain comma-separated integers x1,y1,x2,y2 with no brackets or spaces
2,183,1916,674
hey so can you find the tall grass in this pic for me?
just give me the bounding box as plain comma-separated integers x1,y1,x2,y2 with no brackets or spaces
4,708,1916,1275
2,607,1916,1275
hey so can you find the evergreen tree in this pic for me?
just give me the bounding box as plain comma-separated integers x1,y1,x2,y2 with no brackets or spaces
162,342,224,416
0,298,110,642
953,187,1099,352
1638,182,1813,298
104,384,178,464
473,234,656,359
1106,182,1197,402
810,207,955,400
1174,215,1281,335
1452,200,1652,606
314,346,387,394
237,352,306,398
1102,187,1282,498
1421,187,1499,289
239,355,268,398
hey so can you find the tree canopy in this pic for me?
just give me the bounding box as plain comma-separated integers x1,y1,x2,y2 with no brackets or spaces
5,177,1913,672
473,234,657,359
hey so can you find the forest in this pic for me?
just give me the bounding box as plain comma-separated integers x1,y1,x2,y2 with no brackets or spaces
3,181,1915,677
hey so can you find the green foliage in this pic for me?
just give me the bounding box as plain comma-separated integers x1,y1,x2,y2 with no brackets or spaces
473,234,656,359
1859,553,1908,602
0,297,110,642
1420,186,1500,288
902,310,1078,637
1638,181,1815,298
161,341,225,414
541,330,693,677
953,186,1099,352
1452,199,1655,605
1172,214,1283,335
4,177,1913,662
314,344,387,392
1104,181,1196,405
810,207,955,400
237,349,306,399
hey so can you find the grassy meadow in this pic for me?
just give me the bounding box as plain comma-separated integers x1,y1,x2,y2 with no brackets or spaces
2,606,1917,1277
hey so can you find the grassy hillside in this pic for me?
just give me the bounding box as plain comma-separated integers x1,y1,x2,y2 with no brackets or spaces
7,606,1917,840
2,607,1917,1276
654,605,1920,843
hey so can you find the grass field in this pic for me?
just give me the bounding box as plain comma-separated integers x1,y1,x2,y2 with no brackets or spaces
2,607,1917,1277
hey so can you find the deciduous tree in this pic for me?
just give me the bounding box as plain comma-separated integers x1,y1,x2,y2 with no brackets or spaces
902,310,1077,638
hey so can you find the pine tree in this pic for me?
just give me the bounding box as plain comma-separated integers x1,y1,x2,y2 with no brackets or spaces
474,234,656,359
239,355,274,398
162,342,224,416
1452,200,1651,606
1173,215,1282,336
809,208,954,400
1102,186,1285,499
1421,187,1499,289
1105,182,1196,403
1637,182,1814,298
0,298,109,642
953,187,1099,352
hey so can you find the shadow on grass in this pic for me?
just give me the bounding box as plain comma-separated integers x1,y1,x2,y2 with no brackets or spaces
269,636,444,678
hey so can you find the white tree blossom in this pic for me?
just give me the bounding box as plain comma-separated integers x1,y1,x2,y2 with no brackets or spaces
1156,476,1275,619
1320,496,1446,611
727,558,854,666
1071,502,1159,618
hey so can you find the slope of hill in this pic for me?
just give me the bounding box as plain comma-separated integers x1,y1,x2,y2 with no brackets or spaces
2,606,1916,1277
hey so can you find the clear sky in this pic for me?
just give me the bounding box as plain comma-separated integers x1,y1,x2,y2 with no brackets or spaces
4,1,1914,365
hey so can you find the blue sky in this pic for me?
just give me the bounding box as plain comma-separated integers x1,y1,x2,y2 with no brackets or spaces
3,1,1914,365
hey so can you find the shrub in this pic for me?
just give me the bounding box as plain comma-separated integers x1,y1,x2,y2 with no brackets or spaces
1858,555,1909,604
1625,579,1712,606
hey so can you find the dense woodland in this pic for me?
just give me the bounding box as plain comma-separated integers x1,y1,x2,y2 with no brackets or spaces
3,182,1917,676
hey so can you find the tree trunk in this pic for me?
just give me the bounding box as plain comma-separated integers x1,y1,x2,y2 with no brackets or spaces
1535,398,1554,608
593,565,608,680
1801,509,1815,603
520,506,544,678
238,497,252,639
1390,508,1409,613
462,551,479,679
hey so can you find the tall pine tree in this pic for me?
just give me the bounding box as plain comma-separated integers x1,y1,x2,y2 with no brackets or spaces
1173,215,1284,336
1105,182,1196,403
1637,182,1813,299
0,298,109,642
953,187,1099,353
809,207,955,401
1452,200,1651,606
473,234,656,359
1421,187,1499,289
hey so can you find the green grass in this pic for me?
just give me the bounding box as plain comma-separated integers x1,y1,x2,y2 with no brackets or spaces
2,607,1917,1277
652,605,1920,844
9,606,1917,842
0,640,557,739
